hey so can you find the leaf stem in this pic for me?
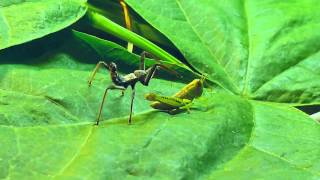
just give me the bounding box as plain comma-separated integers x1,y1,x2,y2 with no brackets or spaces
86,10,191,71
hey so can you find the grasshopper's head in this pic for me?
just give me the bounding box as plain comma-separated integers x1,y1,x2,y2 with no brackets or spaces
144,93,157,101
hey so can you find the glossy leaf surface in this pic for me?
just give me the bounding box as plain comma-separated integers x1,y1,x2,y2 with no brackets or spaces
0,1,319,179
0,32,319,179
125,0,320,104
0,0,87,50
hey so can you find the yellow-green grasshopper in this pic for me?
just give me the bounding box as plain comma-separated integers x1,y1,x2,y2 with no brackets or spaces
145,93,193,114
144,77,205,113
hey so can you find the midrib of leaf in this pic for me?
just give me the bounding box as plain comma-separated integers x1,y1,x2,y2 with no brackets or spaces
218,115,320,175
174,0,239,93
253,49,320,94
249,146,319,176
142,118,168,148
216,104,319,177
55,126,94,176
260,130,320,144
241,0,252,96
247,102,320,176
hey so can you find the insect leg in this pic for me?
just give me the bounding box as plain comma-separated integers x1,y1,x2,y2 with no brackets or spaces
96,84,126,125
140,51,146,70
141,64,158,86
88,61,109,87
140,51,162,70
180,102,193,113
128,86,135,124
121,90,125,97
168,102,193,115
142,63,180,86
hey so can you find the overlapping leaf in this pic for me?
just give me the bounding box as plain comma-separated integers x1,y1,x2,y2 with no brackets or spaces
0,0,87,50
125,0,320,104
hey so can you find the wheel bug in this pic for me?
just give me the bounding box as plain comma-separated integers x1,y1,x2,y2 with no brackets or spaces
88,52,179,125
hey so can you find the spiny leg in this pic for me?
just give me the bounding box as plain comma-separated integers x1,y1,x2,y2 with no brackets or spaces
128,86,136,124
139,51,161,70
96,84,126,125
141,64,179,86
142,64,158,85
140,51,146,70
88,61,109,87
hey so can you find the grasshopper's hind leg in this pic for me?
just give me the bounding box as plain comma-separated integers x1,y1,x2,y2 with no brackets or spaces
168,103,193,115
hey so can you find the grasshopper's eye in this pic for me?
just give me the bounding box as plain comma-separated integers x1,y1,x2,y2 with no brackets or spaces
145,93,156,101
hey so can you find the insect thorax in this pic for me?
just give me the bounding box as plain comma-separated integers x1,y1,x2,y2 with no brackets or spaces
122,73,137,81
133,70,147,79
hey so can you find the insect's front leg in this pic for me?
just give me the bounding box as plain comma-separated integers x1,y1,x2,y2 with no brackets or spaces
141,64,158,86
88,61,109,87
139,51,159,70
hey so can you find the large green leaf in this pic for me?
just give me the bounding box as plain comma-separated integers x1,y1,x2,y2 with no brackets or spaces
125,0,320,104
0,0,87,50
0,67,319,179
0,31,319,179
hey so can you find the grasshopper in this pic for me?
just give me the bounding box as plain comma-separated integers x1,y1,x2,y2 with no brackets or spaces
145,77,205,113
145,93,193,114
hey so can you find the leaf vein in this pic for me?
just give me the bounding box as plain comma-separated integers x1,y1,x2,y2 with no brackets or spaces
249,145,320,176
241,0,252,96
55,126,94,176
175,0,238,92
254,49,320,94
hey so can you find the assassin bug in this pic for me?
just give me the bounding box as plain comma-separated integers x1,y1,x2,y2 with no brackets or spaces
88,52,179,125
145,77,205,113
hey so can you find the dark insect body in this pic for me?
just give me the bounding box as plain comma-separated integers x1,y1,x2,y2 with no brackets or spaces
88,52,178,125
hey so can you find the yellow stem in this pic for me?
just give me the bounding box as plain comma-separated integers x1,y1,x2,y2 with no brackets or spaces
119,0,133,52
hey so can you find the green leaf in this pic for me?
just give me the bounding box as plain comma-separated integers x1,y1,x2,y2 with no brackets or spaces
0,0,87,50
0,64,319,178
1,1,319,178
125,0,320,104
0,34,319,179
